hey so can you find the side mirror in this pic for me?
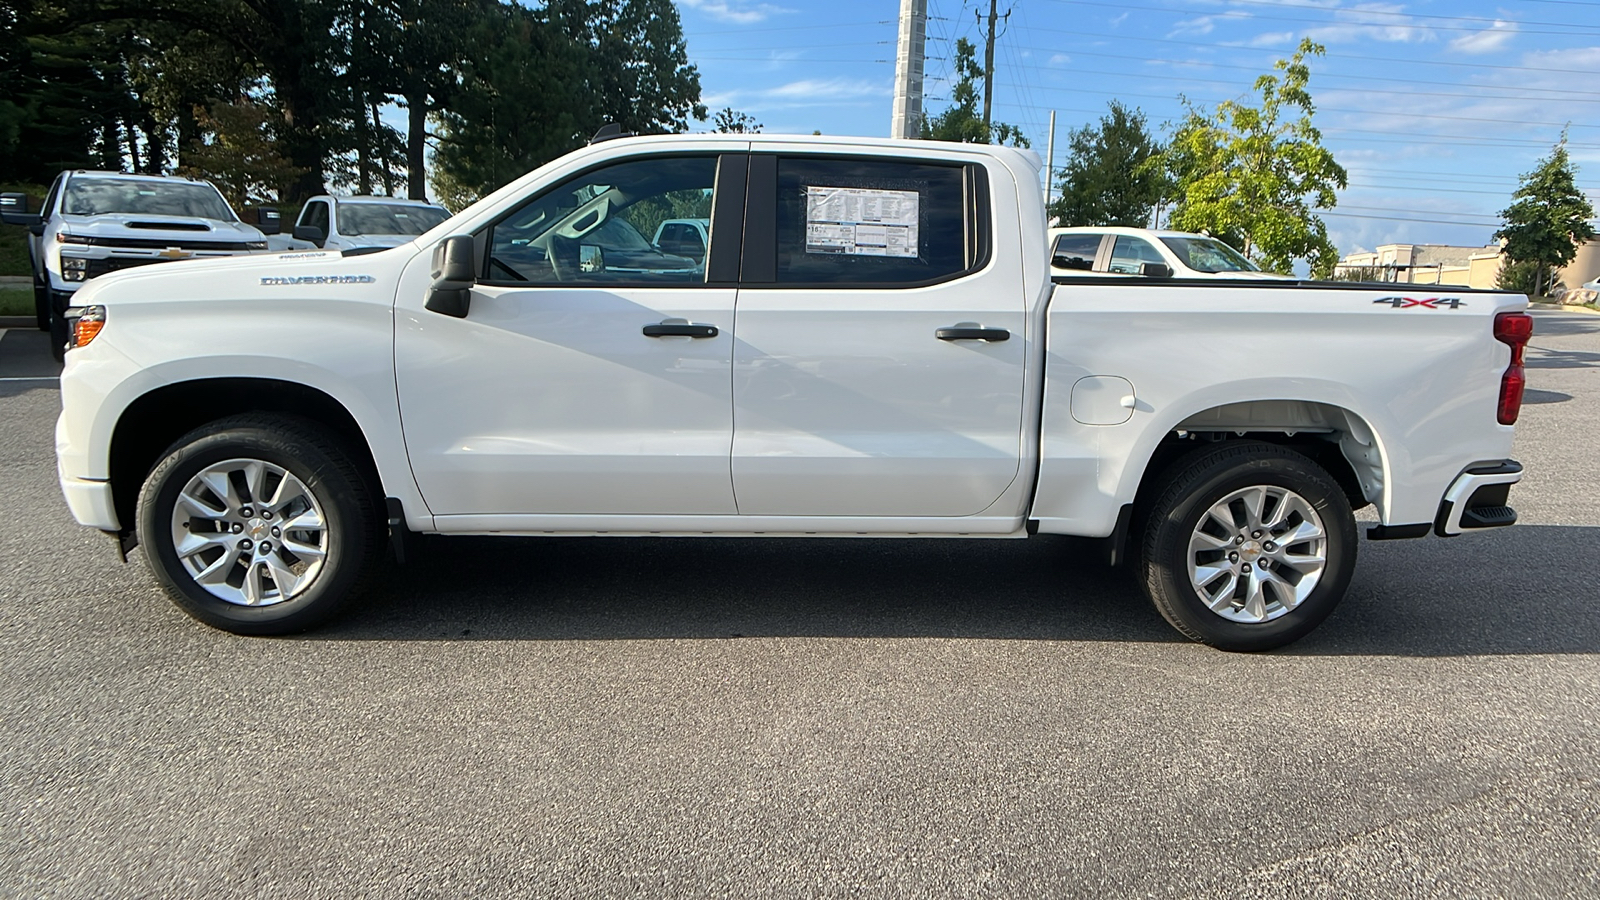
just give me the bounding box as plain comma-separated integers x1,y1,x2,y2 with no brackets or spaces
0,192,42,229
292,224,326,246
579,244,605,273
1141,262,1173,278
425,234,476,318
255,207,281,235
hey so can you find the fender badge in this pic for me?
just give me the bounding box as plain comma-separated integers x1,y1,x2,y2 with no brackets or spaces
260,274,376,285
1373,296,1464,309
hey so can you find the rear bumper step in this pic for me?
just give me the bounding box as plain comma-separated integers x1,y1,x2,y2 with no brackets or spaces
1435,460,1522,537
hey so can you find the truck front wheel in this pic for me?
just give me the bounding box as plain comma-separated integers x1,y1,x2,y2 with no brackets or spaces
135,415,383,635
1139,442,1357,651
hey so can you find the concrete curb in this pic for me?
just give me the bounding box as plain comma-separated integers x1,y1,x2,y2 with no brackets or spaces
1531,302,1600,316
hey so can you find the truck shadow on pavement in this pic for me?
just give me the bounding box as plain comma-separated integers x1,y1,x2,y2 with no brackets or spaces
320,524,1600,657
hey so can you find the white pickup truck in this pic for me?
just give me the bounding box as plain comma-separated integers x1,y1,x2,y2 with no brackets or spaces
52,134,1531,651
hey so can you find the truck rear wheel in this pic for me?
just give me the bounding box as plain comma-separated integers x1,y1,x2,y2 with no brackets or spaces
135,415,383,635
1139,441,1357,652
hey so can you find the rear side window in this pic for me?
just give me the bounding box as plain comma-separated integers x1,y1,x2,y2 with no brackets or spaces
1051,234,1101,271
774,157,980,285
1107,236,1165,274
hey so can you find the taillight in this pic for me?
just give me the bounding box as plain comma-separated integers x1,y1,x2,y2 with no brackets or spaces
1493,311,1533,425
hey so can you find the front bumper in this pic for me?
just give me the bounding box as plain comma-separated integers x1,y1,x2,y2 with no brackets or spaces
60,475,120,531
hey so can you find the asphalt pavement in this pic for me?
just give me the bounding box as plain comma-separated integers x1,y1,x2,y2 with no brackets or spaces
1,309,1597,898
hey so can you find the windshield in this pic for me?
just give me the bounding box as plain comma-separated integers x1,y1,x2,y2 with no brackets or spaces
339,203,450,236
1158,236,1260,273
63,178,236,220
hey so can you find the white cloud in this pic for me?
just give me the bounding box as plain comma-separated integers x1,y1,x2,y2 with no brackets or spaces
1241,2,1434,47
1047,53,1072,67
1171,16,1217,37
765,78,887,101
677,0,794,25
1109,11,1130,27
1449,21,1518,55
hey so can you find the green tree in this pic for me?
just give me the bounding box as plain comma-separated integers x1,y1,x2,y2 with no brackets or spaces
1494,137,1597,298
1495,259,1557,298
921,38,1029,147
1051,101,1166,227
178,98,306,209
713,108,761,133
432,0,704,207
1163,38,1347,277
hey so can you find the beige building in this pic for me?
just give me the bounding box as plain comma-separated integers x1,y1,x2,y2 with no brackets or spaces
1336,240,1600,291
1334,243,1503,289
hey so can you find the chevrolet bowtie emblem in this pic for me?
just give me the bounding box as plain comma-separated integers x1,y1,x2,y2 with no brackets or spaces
157,246,191,260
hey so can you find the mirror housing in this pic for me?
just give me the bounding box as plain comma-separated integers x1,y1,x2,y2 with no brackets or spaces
1141,262,1174,278
425,235,476,318
0,192,41,229
292,224,326,246
255,207,282,235
579,244,605,274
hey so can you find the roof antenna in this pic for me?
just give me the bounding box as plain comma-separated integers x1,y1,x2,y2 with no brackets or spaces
590,123,629,143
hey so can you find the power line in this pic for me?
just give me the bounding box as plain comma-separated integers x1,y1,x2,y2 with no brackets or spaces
1042,0,1600,34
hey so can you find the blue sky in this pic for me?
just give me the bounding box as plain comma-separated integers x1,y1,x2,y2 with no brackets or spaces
673,0,1600,258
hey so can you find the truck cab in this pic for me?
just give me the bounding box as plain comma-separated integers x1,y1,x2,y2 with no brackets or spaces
269,195,451,253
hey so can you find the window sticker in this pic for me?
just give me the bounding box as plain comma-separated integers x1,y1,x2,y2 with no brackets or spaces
804,186,919,258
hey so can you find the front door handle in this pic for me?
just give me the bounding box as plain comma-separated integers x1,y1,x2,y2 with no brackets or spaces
643,321,719,338
936,325,1009,342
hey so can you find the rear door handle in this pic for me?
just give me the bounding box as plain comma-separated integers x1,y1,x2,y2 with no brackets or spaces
643,321,719,338
936,326,1010,342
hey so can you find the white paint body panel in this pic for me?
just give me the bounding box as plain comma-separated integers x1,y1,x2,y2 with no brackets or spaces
54,133,1524,543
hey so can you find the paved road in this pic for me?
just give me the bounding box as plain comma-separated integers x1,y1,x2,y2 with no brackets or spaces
2,310,1597,898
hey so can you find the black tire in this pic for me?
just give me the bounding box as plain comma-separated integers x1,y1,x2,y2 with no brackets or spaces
135,414,384,635
1138,441,1357,652
48,298,67,362
32,266,49,332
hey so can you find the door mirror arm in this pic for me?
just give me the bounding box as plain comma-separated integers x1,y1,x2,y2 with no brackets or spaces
425,235,476,318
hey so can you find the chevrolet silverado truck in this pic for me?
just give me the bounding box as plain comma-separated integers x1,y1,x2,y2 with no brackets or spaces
265,194,450,253
0,171,270,359
52,134,1531,651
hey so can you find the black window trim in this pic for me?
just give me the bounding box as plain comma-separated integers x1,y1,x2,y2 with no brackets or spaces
739,152,994,291
474,151,745,290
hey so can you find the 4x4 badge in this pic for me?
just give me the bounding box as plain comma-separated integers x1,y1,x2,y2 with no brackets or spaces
1373,296,1464,309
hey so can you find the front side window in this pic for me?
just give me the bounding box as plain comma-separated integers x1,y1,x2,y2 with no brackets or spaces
303,202,329,232
1051,233,1101,271
1107,236,1166,275
339,203,450,236
1159,236,1259,273
63,178,236,220
775,157,976,285
484,156,715,286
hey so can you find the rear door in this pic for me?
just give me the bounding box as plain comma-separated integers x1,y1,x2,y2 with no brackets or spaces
729,151,1027,517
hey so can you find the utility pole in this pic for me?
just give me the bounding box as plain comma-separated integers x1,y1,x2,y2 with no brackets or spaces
890,0,928,139
1044,109,1056,213
978,0,1010,131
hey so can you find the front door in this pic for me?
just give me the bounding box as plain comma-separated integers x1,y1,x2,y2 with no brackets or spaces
730,153,1028,517
395,154,742,517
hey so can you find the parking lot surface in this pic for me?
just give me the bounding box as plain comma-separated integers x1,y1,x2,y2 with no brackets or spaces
2,309,1597,898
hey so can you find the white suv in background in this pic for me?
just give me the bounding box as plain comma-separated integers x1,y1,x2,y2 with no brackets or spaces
1,171,269,358
268,195,452,253
1049,226,1293,280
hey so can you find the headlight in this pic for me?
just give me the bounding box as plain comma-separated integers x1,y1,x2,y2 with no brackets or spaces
62,257,87,270
56,233,91,244
72,306,106,349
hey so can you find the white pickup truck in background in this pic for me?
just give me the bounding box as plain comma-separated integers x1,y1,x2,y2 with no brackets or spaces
266,194,451,253
51,133,1531,651
0,171,270,358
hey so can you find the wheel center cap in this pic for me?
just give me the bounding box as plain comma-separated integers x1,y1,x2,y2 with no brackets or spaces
1240,540,1264,561
247,518,269,540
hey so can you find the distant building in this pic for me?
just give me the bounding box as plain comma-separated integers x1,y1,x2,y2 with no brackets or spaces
1336,240,1600,291
1333,243,1503,289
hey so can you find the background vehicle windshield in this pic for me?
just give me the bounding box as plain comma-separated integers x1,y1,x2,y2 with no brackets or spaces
339,203,450,236
63,178,235,220
1159,236,1260,273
